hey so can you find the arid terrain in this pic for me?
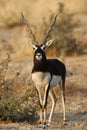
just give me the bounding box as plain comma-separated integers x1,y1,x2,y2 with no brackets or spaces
0,54,87,130
0,0,87,130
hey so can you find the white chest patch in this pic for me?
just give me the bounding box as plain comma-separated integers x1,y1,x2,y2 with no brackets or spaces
32,72,51,88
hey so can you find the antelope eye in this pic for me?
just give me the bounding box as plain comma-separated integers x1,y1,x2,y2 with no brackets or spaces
33,47,35,50
33,45,37,50
43,46,45,50
41,45,46,50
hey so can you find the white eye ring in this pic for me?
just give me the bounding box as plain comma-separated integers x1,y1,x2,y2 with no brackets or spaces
33,45,37,50
41,45,46,50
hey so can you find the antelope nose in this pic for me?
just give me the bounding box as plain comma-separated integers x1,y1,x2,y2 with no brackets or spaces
36,53,42,60
37,53,41,56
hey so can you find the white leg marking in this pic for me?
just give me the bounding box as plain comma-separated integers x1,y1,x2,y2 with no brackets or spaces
59,80,66,124
61,90,66,124
36,87,43,106
43,83,49,107
35,87,43,124
36,84,49,127
44,107,47,123
48,89,57,126
40,109,43,125
42,83,49,127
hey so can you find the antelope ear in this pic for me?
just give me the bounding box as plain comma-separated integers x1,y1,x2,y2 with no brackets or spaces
45,39,54,47
26,40,37,50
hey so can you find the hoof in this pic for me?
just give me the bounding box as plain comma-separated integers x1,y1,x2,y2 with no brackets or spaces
42,124,47,129
63,120,67,126
38,124,43,128
47,122,50,127
38,121,43,128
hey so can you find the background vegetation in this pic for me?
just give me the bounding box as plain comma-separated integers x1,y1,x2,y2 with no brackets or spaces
0,0,87,56
0,0,87,124
37,3,83,56
0,54,38,122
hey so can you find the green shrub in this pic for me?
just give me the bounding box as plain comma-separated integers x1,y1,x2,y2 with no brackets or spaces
0,54,38,122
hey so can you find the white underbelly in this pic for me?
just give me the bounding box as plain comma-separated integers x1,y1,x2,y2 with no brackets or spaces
50,75,61,87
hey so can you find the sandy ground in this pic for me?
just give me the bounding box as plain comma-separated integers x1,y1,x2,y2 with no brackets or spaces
0,55,87,130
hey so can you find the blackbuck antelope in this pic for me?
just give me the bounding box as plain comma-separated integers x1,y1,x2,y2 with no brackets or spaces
21,13,66,128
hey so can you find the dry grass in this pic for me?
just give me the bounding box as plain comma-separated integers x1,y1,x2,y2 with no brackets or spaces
0,0,87,56
0,55,87,129
0,0,87,57
0,0,87,27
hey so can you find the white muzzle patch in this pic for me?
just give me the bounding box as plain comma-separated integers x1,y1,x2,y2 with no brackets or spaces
36,53,42,60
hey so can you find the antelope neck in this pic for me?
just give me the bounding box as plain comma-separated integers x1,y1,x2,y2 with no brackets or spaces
32,56,47,73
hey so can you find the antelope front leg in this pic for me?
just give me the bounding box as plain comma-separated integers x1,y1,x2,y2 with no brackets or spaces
42,84,50,128
47,89,57,126
36,87,43,127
